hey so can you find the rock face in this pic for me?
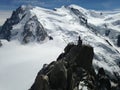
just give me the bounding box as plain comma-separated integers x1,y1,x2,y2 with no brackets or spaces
29,38,120,90
70,7,88,26
22,16,48,43
0,5,29,41
0,5,48,43
97,68,111,90
29,39,98,90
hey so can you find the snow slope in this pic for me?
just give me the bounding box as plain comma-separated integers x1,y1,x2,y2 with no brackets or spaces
0,4,120,90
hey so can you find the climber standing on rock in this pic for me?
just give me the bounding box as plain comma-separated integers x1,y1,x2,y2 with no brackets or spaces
78,36,82,46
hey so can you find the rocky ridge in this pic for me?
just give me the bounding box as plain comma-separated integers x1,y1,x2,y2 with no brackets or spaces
29,39,120,90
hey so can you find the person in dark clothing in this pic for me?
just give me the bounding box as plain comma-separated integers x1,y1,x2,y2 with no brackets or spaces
78,36,82,46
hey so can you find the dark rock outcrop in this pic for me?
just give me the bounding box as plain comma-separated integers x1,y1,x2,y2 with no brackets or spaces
69,7,88,26
49,61,67,90
29,39,97,90
0,5,48,43
48,36,53,40
0,5,30,41
22,16,48,43
29,38,118,90
97,68,111,90
30,75,49,90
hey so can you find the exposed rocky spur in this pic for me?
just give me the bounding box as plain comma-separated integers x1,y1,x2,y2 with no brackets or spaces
29,38,119,90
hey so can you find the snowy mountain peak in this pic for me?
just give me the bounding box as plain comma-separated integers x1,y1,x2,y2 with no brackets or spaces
68,4,88,14
0,5,49,43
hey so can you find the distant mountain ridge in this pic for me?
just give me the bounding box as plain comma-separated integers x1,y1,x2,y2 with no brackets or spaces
0,5,120,45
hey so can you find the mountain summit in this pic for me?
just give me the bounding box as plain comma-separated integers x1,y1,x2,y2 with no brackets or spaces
0,5,48,43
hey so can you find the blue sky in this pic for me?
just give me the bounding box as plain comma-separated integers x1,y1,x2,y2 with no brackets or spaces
0,0,120,10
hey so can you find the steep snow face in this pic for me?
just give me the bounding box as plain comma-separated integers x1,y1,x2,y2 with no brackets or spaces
0,5,31,40
0,4,120,90
87,10,120,47
0,5,48,43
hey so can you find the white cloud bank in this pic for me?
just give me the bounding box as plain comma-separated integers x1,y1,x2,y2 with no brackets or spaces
0,40,64,90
